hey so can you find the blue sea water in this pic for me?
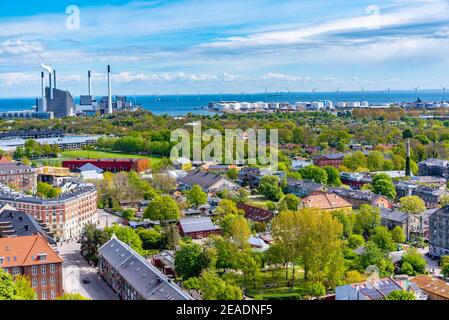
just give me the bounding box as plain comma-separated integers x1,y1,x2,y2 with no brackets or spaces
0,90,447,116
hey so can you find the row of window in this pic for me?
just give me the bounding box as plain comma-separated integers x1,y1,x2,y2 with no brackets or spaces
32,276,57,287
41,290,57,300
31,264,57,275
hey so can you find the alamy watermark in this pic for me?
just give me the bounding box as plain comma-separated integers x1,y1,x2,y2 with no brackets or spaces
170,122,279,170
66,5,81,30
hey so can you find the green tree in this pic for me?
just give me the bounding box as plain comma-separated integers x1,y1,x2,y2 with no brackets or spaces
36,182,61,199
332,210,354,238
104,225,147,256
80,223,110,265
13,275,36,300
441,264,449,278
367,151,385,172
175,243,211,280
161,224,180,250
215,199,239,219
357,241,394,276
324,166,342,186
185,185,208,208
401,249,426,275
122,209,135,222
371,226,395,253
299,165,328,184
57,293,90,300
144,195,180,225
399,196,426,215
137,227,163,250
342,151,367,171
258,175,283,201
278,194,300,211
199,270,243,300
391,226,406,243
402,129,413,140
372,174,396,200
226,168,239,181
385,290,416,300
353,204,381,238
228,215,251,249
347,234,365,249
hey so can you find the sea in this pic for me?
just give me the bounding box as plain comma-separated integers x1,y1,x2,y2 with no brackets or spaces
0,90,447,116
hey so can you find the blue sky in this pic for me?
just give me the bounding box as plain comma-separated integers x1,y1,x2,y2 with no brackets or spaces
1,0,449,97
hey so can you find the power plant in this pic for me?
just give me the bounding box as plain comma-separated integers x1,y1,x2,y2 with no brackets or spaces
31,64,140,119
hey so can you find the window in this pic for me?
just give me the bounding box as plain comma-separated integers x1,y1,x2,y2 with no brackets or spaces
41,278,47,286
42,291,47,300
51,290,56,299
32,278,37,287
32,266,37,275
12,267,20,276
41,265,46,274
50,264,56,273
50,276,55,285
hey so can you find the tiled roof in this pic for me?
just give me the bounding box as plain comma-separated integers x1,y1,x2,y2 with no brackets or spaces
313,153,346,160
380,209,408,223
180,170,237,190
411,275,449,300
0,234,62,268
237,203,275,223
0,162,34,175
178,217,221,234
330,188,385,203
301,191,352,210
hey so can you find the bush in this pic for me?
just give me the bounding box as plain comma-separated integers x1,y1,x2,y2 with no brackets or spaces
303,282,326,297
255,293,303,300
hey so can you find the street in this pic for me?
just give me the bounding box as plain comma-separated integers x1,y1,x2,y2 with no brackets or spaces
419,247,441,277
59,242,118,300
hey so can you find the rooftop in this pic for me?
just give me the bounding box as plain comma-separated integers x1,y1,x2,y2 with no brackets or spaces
301,191,352,210
411,275,449,300
237,203,275,223
0,234,63,268
178,217,221,234
99,237,191,300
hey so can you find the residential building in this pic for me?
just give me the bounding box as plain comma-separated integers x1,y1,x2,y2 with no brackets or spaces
0,135,102,152
152,250,175,277
418,158,449,179
411,276,449,300
0,207,56,245
0,234,63,300
0,129,64,140
0,182,98,242
177,217,222,239
329,188,392,209
340,172,372,190
179,170,239,193
429,206,449,258
0,162,37,192
63,158,150,173
98,237,192,300
395,180,448,208
285,178,325,198
300,191,353,213
335,277,424,300
237,203,275,223
313,153,345,168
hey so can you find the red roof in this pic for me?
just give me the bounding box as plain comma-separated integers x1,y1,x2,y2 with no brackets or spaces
237,203,274,223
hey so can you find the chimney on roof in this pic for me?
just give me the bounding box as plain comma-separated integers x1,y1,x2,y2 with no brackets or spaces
24,224,28,231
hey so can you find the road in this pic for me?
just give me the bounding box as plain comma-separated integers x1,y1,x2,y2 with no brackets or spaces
59,242,118,300
419,247,441,276
97,209,124,229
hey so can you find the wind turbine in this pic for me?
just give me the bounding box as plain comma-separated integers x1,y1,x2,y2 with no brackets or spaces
387,88,392,103
336,88,340,103
287,87,291,103
442,86,447,101
413,86,420,102
264,87,268,102
312,88,317,101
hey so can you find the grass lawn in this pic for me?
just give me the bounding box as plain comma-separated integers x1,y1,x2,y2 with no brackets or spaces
247,198,271,210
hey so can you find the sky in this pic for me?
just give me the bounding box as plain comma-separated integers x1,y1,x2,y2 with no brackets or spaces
1,0,449,97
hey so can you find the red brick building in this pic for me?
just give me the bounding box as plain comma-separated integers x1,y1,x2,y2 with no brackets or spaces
62,158,150,173
0,162,37,192
313,153,345,168
0,234,63,300
177,217,222,239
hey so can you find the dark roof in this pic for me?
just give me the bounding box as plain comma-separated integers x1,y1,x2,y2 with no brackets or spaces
330,188,385,203
380,208,408,223
0,162,34,175
0,129,64,140
237,203,274,223
98,238,192,300
313,153,345,160
287,178,324,191
180,171,234,190
0,209,56,245
178,217,221,234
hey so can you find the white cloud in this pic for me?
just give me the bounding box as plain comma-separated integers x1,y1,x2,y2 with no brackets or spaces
0,40,43,56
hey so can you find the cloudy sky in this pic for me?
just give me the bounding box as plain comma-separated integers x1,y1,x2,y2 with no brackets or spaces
1,0,449,97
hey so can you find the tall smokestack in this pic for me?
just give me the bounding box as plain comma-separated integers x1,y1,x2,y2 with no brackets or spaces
405,139,411,177
88,70,92,96
41,72,47,112
49,73,53,100
107,65,113,115
53,70,57,89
